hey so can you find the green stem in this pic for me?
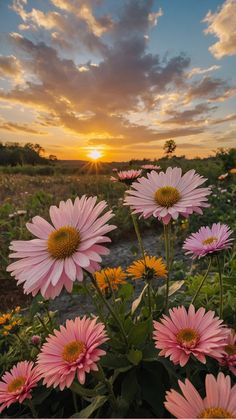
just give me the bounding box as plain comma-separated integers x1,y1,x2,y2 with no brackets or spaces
131,212,146,261
147,282,152,318
216,255,223,318
97,364,117,410
164,223,171,312
72,390,78,412
83,282,108,326
28,399,37,418
191,258,212,305
89,273,128,346
36,314,50,334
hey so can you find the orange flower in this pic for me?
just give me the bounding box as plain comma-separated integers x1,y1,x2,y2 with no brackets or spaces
95,267,126,293
127,255,167,281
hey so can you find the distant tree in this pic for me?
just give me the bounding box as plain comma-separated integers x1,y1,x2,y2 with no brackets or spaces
49,154,58,161
216,148,236,171
0,142,56,166
163,139,176,158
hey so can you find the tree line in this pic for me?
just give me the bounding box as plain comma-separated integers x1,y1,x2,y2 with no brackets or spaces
0,142,57,166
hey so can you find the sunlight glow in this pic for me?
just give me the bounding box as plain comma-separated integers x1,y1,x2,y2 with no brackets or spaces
88,149,103,160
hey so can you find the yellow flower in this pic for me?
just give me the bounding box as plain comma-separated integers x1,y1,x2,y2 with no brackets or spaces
127,255,167,281
14,306,21,313
4,324,13,331
94,267,126,293
230,168,236,174
0,313,11,325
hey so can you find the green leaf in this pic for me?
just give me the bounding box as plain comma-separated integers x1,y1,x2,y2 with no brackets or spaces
138,362,169,417
127,349,143,365
70,395,107,418
118,283,133,301
100,353,132,370
142,341,158,362
70,382,98,398
131,284,148,314
128,318,152,346
121,369,139,405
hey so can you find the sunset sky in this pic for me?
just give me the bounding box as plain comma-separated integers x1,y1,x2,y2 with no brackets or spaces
0,0,236,161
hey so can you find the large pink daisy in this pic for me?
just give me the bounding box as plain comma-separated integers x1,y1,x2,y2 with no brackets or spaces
141,164,160,171
217,329,236,376
153,304,228,366
0,361,40,413
110,169,142,185
183,223,234,259
165,372,236,419
37,316,108,390
124,167,211,224
7,196,116,299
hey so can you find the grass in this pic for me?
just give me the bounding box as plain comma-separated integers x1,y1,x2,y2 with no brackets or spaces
0,159,235,285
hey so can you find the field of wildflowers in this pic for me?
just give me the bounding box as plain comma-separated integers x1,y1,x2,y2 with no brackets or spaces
0,163,236,418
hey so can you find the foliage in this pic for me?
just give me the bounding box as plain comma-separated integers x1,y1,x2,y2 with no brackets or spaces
0,142,54,166
0,162,236,418
216,147,236,172
163,139,177,157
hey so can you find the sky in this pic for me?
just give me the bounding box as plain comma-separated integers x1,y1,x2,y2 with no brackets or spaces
0,0,236,161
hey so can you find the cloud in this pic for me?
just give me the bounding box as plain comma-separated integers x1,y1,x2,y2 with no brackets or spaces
203,0,236,59
187,65,220,78
11,0,112,55
162,103,217,125
0,120,46,134
185,76,236,102
0,55,23,82
0,0,234,154
210,113,236,125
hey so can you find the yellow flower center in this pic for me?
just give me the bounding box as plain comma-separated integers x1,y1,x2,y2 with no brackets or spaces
154,186,181,208
176,328,200,348
8,376,26,393
225,344,236,356
202,236,218,246
47,226,80,259
62,340,85,363
199,407,234,418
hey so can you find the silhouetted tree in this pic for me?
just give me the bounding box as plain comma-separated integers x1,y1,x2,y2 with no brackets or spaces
163,139,176,158
0,142,56,166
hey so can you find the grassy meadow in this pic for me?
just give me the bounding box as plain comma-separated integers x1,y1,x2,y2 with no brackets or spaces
0,156,235,289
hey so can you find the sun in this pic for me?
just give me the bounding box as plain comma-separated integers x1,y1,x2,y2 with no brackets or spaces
88,149,102,160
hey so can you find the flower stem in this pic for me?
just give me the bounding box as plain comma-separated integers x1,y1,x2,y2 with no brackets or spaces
97,364,117,410
147,281,152,318
36,314,50,334
72,390,78,412
89,273,128,346
164,223,171,312
28,399,37,418
131,212,146,260
216,255,223,318
191,258,212,305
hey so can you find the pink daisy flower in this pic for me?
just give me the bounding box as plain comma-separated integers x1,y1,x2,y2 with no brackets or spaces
183,223,234,259
153,304,228,367
37,316,108,390
125,167,211,224
165,372,236,419
141,164,160,171
7,197,116,299
217,329,236,376
110,169,142,185
0,361,40,413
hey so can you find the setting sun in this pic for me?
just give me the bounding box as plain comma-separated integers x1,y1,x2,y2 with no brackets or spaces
88,149,103,160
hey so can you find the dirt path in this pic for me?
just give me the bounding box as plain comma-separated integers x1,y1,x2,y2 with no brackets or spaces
50,231,184,322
